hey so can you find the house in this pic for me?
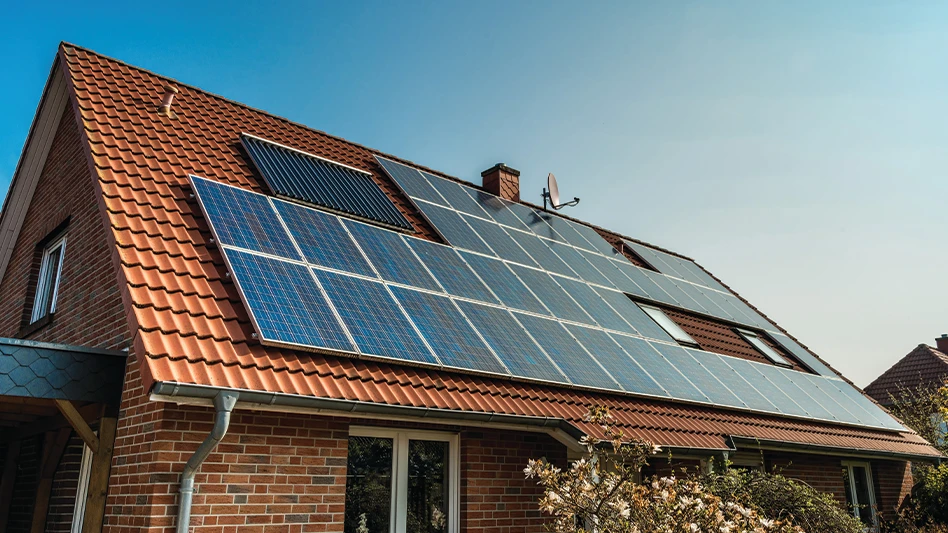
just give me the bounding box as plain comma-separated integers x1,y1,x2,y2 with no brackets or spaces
0,43,940,533
865,335,948,406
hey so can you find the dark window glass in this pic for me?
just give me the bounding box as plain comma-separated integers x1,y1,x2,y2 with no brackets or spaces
345,437,393,533
843,464,875,526
407,440,449,533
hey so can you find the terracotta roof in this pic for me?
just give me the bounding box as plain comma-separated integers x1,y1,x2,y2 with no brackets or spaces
54,43,941,458
865,344,948,406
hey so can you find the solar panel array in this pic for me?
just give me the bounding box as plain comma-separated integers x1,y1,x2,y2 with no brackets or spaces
242,134,413,230
191,173,903,432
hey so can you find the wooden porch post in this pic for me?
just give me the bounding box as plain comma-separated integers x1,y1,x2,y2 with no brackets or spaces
31,427,72,533
81,414,117,533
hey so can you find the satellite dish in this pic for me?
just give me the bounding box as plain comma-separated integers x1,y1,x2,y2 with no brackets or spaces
542,173,580,211
548,173,561,207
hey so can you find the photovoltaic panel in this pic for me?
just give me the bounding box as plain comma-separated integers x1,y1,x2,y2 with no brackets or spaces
722,358,810,418
650,343,741,407
468,191,531,231
460,214,538,266
769,332,838,378
625,241,688,279
609,334,708,403
794,373,866,425
581,252,640,293
225,249,353,351
564,324,668,397
598,259,649,298
592,288,675,342
418,202,494,256
830,381,903,430
375,156,446,206
191,175,299,259
645,272,690,308
554,277,636,334
619,265,677,306
674,257,730,293
343,220,441,291
548,241,613,287
568,221,625,258
542,215,600,253
685,350,777,412
751,364,837,421
406,239,499,304
459,252,549,315
273,199,375,277
313,269,437,365
422,172,492,219
727,297,770,328
455,300,565,383
504,230,577,278
389,286,508,375
676,282,723,319
703,289,753,325
508,265,594,324
515,313,617,390
509,204,565,242
243,135,412,230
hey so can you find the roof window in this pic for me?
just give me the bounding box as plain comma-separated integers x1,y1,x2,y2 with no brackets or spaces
639,304,699,347
736,329,793,368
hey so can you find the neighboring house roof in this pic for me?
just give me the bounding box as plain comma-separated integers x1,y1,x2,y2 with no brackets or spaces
3,43,937,458
865,343,948,406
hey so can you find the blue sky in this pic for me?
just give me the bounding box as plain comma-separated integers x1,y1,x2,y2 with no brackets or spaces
2,1,946,386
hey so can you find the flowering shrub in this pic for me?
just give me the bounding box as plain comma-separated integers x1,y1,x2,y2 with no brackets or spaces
524,407,803,532
699,466,863,533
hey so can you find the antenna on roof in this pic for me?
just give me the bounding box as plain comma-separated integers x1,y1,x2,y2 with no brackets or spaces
542,173,580,211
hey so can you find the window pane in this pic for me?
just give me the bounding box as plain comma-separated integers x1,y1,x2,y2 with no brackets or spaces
345,436,393,533
45,245,63,313
408,440,449,533
640,305,697,345
852,465,874,525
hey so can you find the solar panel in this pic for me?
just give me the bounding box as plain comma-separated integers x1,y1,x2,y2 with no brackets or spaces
609,335,708,403
625,241,688,279
751,364,837,421
650,343,741,407
789,371,861,424
564,325,667,397
540,215,598,252
504,230,577,278
243,135,412,230
674,256,730,293
547,241,612,287
191,175,299,260
508,265,594,324
592,288,675,342
599,260,649,298
509,204,565,242
342,220,441,291
455,301,566,383
389,287,508,375
685,349,778,412
721,358,810,418
702,289,752,325
422,172,492,219
554,277,636,334
579,252,637,292
225,249,353,351
273,199,375,277
768,332,838,378
830,381,904,430
375,156,447,206
675,281,723,319
515,313,617,389
645,272,691,308
417,202,494,256
459,252,549,315
406,240,499,304
468,191,531,231
460,215,538,266
620,266,677,306
313,269,438,365
567,222,624,258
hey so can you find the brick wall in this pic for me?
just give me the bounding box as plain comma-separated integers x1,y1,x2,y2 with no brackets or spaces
0,103,130,350
873,460,913,521
460,429,566,533
0,103,132,531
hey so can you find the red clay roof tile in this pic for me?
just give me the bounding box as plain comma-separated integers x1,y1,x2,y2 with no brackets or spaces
57,43,940,458
865,344,948,405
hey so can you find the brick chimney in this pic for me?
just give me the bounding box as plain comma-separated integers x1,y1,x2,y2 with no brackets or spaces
481,163,520,202
936,334,948,353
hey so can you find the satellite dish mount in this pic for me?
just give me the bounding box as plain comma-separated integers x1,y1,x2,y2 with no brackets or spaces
542,173,580,211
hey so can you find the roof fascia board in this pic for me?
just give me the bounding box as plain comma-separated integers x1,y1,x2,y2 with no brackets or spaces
728,436,942,463
0,57,68,284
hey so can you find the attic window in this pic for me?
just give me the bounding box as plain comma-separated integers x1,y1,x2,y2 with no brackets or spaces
31,233,66,323
736,329,793,368
639,304,699,347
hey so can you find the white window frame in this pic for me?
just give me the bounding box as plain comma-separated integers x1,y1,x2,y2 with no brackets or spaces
638,304,699,347
735,329,793,368
842,460,878,530
71,441,95,533
348,426,460,533
31,233,67,323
